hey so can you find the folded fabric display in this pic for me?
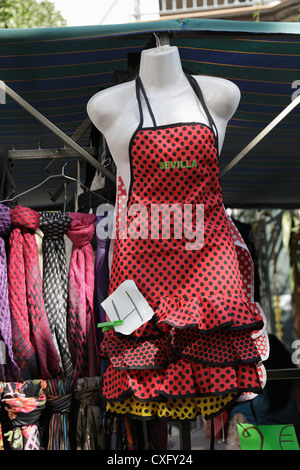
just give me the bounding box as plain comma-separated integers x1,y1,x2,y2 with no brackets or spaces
0,204,110,450
0,377,104,450
1,380,47,450
0,204,100,381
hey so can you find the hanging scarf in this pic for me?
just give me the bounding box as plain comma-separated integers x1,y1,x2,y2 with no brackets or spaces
40,212,73,378
8,205,62,380
67,213,98,378
95,214,111,346
46,378,75,450
0,204,19,382
2,380,47,450
74,376,105,450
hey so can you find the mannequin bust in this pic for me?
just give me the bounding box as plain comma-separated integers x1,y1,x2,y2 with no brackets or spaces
87,45,241,193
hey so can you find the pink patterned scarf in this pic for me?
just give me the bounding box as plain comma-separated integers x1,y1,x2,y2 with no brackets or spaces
8,206,61,380
67,213,98,378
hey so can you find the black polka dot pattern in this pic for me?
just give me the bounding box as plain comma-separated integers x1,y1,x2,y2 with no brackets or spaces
101,329,171,369
155,295,264,332
100,122,264,408
101,359,262,401
171,328,262,366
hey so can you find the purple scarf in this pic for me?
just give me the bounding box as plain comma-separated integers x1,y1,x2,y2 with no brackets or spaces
0,204,19,381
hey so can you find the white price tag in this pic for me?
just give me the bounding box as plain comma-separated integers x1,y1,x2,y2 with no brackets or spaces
101,280,154,335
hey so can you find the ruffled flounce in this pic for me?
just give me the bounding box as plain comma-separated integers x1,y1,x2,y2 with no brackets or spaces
100,294,265,406
101,331,171,369
105,392,238,421
101,327,261,369
154,294,264,332
101,358,262,402
100,294,265,367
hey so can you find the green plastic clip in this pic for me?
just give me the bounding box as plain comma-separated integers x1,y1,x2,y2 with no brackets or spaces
97,320,124,332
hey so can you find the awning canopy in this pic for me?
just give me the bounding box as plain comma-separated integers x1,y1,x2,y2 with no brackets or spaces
0,18,299,209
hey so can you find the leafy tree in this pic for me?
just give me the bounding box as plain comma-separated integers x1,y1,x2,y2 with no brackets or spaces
0,0,67,28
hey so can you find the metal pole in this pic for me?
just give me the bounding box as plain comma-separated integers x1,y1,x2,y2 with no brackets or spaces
179,421,191,450
221,93,300,178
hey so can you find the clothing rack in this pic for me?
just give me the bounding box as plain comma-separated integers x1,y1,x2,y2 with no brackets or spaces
267,368,300,381
6,144,97,203
7,146,96,161
0,80,116,184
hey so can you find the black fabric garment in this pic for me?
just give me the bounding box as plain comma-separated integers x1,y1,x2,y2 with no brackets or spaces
77,127,116,214
232,218,261,303
0,148,16,202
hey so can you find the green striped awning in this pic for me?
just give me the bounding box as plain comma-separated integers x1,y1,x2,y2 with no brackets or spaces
0,18,299,209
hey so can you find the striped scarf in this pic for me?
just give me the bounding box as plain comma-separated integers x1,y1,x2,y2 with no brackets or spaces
46,378,75,450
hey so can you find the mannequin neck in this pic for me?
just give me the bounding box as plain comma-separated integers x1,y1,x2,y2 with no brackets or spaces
139,45,185,89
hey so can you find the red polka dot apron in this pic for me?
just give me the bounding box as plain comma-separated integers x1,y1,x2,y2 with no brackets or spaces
100,75,269,420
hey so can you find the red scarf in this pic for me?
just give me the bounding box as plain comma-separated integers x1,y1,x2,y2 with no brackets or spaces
8,205,62,380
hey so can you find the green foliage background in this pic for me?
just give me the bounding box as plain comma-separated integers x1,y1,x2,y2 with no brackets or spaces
0,0,67,28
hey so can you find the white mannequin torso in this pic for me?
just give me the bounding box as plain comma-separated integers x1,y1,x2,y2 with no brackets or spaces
87,45,241,194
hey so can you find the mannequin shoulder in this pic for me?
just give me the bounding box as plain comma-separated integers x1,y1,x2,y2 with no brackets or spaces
87,81,136,133
192,75,241,120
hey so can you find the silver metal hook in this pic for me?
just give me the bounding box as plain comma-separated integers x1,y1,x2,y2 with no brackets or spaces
61,162,68,177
